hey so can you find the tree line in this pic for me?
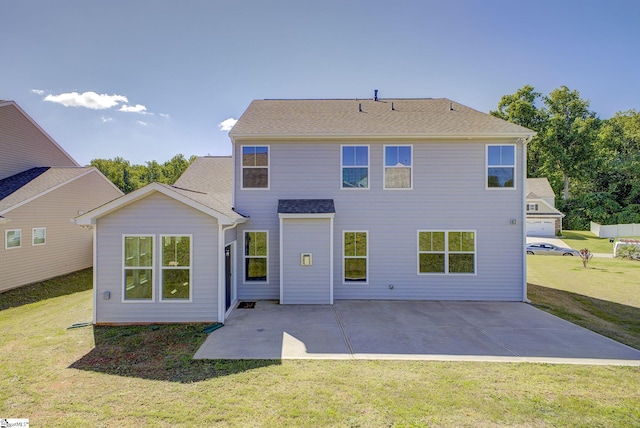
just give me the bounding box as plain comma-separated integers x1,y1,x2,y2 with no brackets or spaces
91,87,639,230
90,154,196,194
492,85,640,230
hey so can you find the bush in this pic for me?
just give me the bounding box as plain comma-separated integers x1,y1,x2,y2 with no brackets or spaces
615,244,640,260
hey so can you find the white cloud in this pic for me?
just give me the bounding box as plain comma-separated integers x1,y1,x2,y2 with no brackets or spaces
136,120,148,126
119,104,148,114
159,113,170,119
218,117,237,131
101,116,113,123
44,91,128,110
31,89,45,95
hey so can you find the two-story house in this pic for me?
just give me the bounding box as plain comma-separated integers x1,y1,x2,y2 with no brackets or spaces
525,177,564,237
76,97,534,325
0,100,123,292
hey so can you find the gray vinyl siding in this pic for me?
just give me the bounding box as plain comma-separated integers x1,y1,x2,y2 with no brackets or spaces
94,192,220,324
281,218,331,304
235,140,525,302
0,104,77,180
0,171,122,292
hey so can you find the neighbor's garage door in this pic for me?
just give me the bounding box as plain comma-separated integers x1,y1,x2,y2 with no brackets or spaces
527,220,555,237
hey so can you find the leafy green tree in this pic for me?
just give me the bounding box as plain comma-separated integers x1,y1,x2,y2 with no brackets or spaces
539,86,600,200
91,154,195,193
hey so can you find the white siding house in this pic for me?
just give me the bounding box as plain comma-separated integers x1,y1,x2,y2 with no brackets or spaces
80,97,535,324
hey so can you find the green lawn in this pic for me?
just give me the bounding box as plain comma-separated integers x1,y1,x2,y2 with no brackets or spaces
1,266,639,426
560,230,640,254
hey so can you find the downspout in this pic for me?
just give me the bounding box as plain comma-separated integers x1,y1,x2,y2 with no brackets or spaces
92,224,98,323
521,136,532,302
218,223,237,322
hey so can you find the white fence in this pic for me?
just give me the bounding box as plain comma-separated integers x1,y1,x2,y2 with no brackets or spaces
591,221,640,238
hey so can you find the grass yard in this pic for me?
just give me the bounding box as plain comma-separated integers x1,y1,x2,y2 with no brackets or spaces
1,262,639,426
560,229,640,254
527,255,640,350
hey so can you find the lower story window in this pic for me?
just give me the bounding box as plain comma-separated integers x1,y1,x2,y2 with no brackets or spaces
124,235,154,300
344,231,368,283
244,231,268,281
161,235,191,300
418,231,475,274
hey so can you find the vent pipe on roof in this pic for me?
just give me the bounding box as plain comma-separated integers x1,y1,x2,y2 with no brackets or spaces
391,102,395,111
449,102,454,111
359,103,362,112
374,89,378,101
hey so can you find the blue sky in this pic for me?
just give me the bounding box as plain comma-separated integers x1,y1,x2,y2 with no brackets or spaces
2,0,639,165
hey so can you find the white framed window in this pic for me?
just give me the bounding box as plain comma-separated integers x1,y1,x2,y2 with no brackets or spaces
343,231,368,284
487,144,516,188
341,145,369,189
241,145,269,189
160,235,192,301
527,203,539,211
5,229,21,249
123,235,154,301
384,145,412,189
418,231,476,275
244,231,268,282
32,228,46,246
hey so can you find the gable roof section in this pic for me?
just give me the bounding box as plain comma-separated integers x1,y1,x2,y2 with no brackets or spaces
0,167,50,200
75,182,247,226
230,98,535,141
526,178,555,199
173,156,233,204
0,101,79,179
0,167,103,215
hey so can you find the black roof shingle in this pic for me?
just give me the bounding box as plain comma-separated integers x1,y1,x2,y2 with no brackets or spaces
0,167,50,201
277,199,335,214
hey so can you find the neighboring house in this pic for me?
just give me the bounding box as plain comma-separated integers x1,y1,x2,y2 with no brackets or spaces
525,177,564,237
0,100,123,292
77,97,535,325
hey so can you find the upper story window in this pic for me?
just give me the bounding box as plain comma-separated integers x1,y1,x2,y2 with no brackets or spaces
341,145,369,189
32,228,46,246
384,145,412,189
487,145,515,188
242,146,269,189
527,203,539,211
5,229,21,249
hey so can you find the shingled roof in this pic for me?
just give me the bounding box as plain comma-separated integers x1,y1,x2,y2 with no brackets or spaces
0,167,50,201
229,98,534,139
278,199,335,214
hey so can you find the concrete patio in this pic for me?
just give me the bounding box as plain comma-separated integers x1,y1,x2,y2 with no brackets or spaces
194,300,640,365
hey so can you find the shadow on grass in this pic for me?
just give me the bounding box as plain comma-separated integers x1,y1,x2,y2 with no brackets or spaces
528,283,640,350
69,323,280,382
0,268,93,311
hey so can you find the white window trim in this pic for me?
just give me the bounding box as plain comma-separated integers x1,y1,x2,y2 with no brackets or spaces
417,230,477,276
342,230,369,285
486,144,516,190
159,234,193,303
122,234,155,303
241,145,270,190
340,144,370,190
243,230,269,284
383,144,413,190
32,227,46,246
5,229,21,249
